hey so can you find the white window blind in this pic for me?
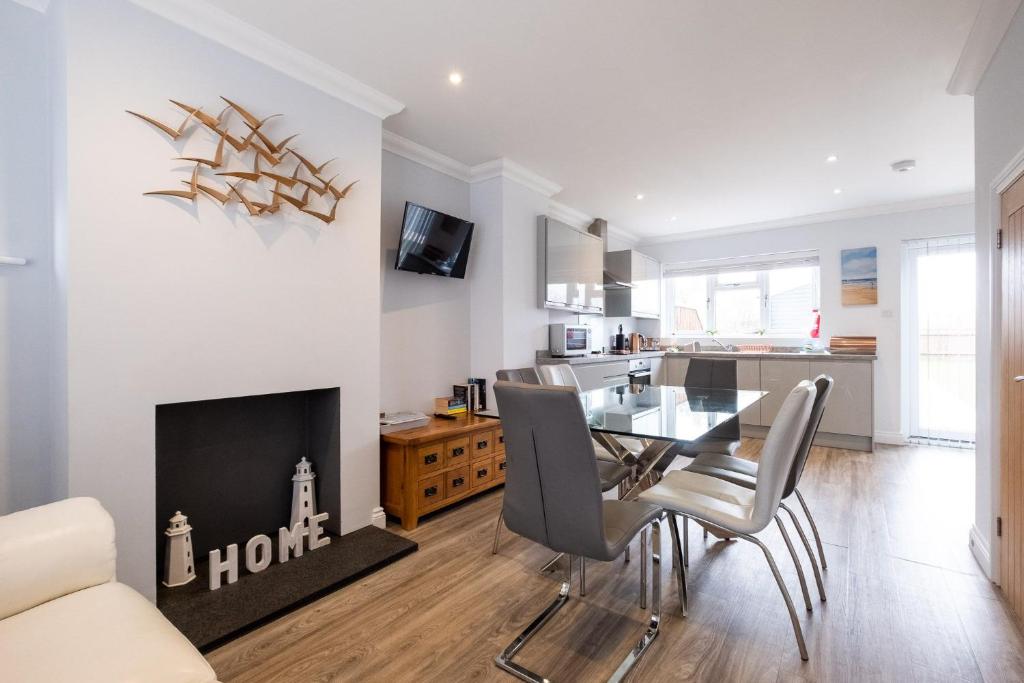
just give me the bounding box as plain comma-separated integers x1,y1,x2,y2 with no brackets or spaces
664,250,819,277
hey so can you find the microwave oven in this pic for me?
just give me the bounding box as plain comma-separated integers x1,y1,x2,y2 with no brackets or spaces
549,323,593,357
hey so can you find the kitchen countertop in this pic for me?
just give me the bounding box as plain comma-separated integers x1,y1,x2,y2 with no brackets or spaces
536,349,876,364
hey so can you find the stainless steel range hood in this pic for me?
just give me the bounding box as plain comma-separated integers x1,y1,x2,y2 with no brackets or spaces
588,218,635,289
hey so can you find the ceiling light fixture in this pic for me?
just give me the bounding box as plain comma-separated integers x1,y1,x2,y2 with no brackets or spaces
833,188,843,195
670,216,678,221
891,159,916,173
826,154,838,163
448,72,463,85
635,193,644,200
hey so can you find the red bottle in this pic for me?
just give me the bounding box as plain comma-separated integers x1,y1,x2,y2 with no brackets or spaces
810,309,821,339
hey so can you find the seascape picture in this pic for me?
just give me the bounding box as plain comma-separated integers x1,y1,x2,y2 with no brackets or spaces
841,246,878,305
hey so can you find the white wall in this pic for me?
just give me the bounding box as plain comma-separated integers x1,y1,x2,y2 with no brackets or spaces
974,4,1024,579
636,203,975,440
55,0,384,598
380,151,471,414
0,2,60,514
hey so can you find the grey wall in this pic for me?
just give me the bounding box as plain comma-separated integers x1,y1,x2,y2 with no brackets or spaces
380,151,472,414
0,3,60,514
974,4,1024,577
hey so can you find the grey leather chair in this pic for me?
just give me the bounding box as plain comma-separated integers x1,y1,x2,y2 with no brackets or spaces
496,367,542,384
493,381,663,682
684,374,835,601
639,381,817,660
677,357,742,456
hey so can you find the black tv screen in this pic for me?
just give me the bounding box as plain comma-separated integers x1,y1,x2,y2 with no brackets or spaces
394,202,474,278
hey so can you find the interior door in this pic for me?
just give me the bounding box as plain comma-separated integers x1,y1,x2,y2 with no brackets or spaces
1000,171,1024,620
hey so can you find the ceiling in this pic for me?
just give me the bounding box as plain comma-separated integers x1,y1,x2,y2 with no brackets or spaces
212,0,980,239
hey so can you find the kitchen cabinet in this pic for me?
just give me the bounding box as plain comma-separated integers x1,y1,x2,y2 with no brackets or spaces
736,359,761,426
573,361,630,392
605,251,661,319
538,216,603,314
664,356,689,386
649,357,665,385
815,360,872,437
759,359,811,426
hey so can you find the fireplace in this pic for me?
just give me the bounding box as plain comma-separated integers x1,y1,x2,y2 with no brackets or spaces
154,388,416,649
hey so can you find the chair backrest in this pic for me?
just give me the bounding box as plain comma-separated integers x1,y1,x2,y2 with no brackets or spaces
496,367,541,384
537,363,582,390
493,381,608,557
684,357,737,390
782,374,834,497
750,381,816,530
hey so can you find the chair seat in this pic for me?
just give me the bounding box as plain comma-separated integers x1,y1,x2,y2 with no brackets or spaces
684,452,758,489
638,469,762,536
597,460,631,492
592,500,662,561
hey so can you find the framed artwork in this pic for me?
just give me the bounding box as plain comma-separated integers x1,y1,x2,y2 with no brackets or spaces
841,246,878,305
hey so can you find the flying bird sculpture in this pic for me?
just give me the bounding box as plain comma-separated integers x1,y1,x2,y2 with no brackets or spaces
126,108,196,140
145,163,200,200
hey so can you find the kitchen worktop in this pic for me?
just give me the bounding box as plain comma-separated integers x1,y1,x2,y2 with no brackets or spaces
536,349,876,364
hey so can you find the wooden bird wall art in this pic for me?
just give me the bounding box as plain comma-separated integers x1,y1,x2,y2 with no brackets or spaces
126,97,358,225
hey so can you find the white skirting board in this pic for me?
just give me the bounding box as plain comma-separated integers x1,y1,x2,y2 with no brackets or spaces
873,431,908,445
371,506,387,529
970,524,995,580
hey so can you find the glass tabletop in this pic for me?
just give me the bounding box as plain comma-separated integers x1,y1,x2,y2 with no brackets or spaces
582,384,765,442
477,384,766,444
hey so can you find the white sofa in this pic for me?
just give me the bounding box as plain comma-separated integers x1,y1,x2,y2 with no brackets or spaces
0,497,219,683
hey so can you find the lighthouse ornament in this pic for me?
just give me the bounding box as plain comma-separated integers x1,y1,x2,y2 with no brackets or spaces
290,457,317,531
163,511,196,587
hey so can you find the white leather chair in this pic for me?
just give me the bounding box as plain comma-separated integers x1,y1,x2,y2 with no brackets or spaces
639,381,817,661
0,497,219,683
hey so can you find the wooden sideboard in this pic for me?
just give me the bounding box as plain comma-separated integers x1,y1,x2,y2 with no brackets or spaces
381,415,505,530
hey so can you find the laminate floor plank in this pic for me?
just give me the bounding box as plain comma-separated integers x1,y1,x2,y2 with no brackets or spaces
207,442,1024,683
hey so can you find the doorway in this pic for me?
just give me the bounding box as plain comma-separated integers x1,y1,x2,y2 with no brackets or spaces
904,235,976,446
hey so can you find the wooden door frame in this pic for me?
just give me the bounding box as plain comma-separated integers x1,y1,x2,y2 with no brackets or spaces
985,144,1024,584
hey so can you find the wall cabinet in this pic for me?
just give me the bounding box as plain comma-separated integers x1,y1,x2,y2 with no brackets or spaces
538,216,604,314
605,251,661,319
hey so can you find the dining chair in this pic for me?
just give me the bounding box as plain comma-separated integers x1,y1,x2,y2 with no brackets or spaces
496,367,542,384
675,357,742,457
493,381,663,682
638,381,817,660
684,374,835,599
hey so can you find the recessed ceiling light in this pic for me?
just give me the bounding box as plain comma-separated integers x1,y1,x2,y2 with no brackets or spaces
670,216,678,221
826,154,838,163
891,159,916,173
635,193,644,200
448,71,463,85
833,188,843,195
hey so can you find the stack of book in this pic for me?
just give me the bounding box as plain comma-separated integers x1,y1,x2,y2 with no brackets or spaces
379,411,430,434
434,395,468,417
828,336,877,355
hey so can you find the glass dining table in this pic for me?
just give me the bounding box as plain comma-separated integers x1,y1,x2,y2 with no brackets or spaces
478,382,767,496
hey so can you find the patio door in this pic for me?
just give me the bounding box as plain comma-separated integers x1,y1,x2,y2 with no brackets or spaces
905,235,976,445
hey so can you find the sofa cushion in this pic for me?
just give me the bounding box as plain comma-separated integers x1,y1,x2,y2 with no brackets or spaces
0,582,217,683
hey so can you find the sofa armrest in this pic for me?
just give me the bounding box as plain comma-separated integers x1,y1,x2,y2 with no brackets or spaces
0,497,116,619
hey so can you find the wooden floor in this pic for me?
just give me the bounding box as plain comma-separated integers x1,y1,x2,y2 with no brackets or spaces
208,441,1024,682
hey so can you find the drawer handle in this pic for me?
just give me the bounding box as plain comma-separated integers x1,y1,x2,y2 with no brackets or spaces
476,467,489,478
499,461,507,471
452,446,465,456
424,485,438,497
451,477,465,487
477,440,488,449
498,435,504,444
424,453,438,465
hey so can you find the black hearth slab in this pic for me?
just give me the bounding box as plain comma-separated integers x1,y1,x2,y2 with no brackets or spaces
157,526,417,651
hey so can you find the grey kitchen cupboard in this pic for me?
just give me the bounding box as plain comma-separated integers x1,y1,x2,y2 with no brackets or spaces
538,216,604,314
736,358,761,426
605,251,661,319
759,359,811,426
649,357,665,385
572,361,630,392
664,356,689,386
815,360,872,437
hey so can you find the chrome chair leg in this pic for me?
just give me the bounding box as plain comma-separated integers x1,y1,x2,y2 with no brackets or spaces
775,515,812,613
682,514,689,568
495,563,572,683
703,526,708,540
609,519,661,683
580,556,586,596
743,532,810,661
667,514,688,615
539,552,564,573
492,508,504,555
781,502,826,602
640,528,648,610
795,488,827,570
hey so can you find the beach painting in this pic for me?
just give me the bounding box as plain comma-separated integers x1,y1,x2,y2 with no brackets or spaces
841,247,878,305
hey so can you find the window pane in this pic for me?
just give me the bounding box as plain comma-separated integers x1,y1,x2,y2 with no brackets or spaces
669,276,707,333
714,288,761,333
717,271,756,286
768,266,816,334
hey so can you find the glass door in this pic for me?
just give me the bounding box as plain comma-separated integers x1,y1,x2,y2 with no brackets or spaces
904,235,976,445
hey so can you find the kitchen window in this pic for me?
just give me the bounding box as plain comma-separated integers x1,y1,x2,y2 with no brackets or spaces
664,252,820,337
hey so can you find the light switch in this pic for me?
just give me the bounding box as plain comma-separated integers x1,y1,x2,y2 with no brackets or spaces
882,309,894,318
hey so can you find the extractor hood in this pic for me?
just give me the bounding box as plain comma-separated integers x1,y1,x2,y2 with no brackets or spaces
588,218,635,288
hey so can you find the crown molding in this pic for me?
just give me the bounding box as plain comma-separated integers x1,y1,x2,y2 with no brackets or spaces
382,130,471,182
469,158,563,197
127,0,405,119
10,0,50,12
948,0,1022,95
639,192,975,245
546,201,593,230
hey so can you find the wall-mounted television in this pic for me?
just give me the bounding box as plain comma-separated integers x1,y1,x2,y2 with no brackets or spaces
394,202,474,279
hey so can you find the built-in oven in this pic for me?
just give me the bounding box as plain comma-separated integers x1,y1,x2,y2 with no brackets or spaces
549,323,593,357
628,358,652,385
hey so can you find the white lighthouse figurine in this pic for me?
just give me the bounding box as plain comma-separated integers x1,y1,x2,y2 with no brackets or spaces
290,457,318,531
163,511,196,587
